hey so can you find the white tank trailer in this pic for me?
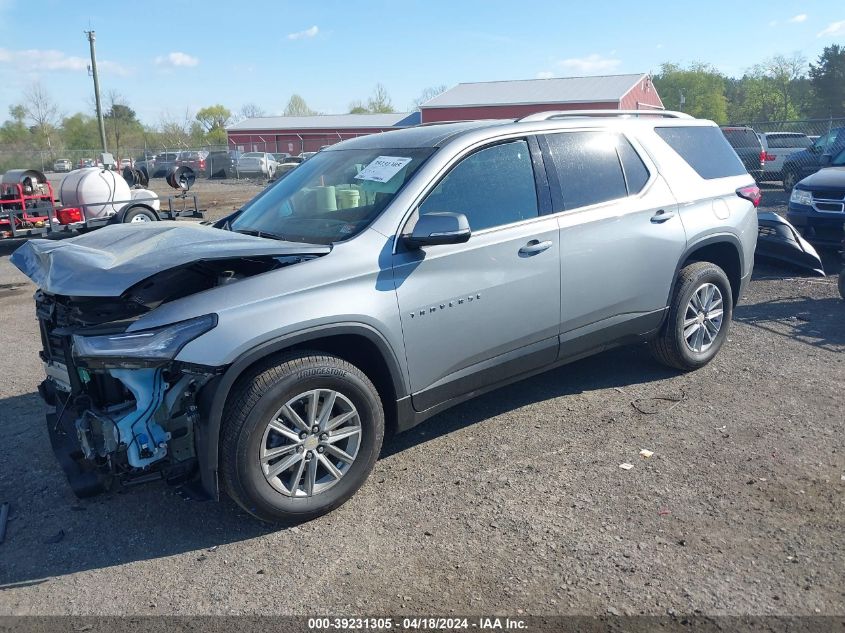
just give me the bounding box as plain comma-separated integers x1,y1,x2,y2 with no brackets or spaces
59,168,160,220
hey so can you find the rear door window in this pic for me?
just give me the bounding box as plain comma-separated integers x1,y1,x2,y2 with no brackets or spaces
419,139,539,231
655,126,747,179
543,131,629,209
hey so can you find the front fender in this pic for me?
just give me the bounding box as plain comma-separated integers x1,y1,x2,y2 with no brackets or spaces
194,322,407,499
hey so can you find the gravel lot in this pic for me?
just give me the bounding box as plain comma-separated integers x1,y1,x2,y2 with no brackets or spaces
0,183,842,617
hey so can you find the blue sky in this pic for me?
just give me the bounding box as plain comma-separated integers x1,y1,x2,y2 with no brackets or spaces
0,0,843,125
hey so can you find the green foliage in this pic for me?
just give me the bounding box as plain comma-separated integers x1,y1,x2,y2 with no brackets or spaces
0,105,30,145
195,105,232,133
346,85,395,114
653,63,728,123
809,45,845,118
284,95,317,116
61,113,100,149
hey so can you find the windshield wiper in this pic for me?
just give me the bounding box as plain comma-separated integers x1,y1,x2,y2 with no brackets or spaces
233,228,288,241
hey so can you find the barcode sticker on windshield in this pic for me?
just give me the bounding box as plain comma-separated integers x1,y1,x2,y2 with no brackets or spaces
354,156,412,183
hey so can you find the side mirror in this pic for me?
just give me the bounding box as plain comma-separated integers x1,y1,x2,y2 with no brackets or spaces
404,212,471,248
820,154,832,167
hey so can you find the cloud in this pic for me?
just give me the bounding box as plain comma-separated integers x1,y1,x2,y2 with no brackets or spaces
789,13,807,23
817,20,845,37
154,52,199,68
288,25,319,40
536,71,555,79
0,47,129,74
555,53,621,74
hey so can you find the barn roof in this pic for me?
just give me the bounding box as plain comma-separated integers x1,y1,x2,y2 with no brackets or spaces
227,112,421,131
420,74,649,108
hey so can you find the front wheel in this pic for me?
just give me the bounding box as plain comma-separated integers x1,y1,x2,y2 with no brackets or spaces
782,170,798,192
220,352,385,524
649,261,734,371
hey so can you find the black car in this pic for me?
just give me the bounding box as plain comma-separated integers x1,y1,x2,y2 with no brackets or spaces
782,127,845,191
786,148,845,246
720,126,764,182
206,150,242,179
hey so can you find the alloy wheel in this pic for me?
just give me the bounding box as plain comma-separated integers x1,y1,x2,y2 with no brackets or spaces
683,282,724,353
259,389,361,497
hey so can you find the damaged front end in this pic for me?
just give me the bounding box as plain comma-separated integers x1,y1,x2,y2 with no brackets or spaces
15,223,331,497
38,292,219,497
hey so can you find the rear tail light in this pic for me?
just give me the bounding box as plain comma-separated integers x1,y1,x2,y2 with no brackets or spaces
199,159,206,169
761,151,776,162
57,207,83,224
736,185,762,207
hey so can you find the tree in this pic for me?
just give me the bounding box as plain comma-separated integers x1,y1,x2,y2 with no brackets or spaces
284,94,316,116
758,53,807,120
22,83,61,156
0,105,30,146
105,92,142,159
413,85,448,109
809,45,845,118
195,104,232,145
61,113,100,149
347,85,396,114
240,103,266,119
157,109,194,148
653,63,728,123
366,83,394,113
348,100,369,114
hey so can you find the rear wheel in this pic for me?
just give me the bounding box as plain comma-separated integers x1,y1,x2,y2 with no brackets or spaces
649,262,733,371
220,352,384,524
123,206,157,223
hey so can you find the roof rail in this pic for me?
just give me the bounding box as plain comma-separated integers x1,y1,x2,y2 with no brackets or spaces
517,109,693,122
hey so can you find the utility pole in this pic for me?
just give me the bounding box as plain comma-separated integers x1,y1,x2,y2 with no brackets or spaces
85,30,108,153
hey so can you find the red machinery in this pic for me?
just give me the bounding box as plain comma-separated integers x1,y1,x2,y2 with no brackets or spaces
0,169,57,239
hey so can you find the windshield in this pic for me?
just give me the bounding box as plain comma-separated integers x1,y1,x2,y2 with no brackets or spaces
230,147,435,244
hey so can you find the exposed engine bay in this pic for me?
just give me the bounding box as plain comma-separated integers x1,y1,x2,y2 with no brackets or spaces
35,252,319,497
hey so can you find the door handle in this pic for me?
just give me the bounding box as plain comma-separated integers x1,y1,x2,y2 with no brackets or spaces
519,239,553,256
650,209,676,223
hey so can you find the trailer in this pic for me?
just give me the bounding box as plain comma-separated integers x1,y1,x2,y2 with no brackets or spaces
0,168,204,240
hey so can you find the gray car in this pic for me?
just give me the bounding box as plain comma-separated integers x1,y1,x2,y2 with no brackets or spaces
12,111,759,523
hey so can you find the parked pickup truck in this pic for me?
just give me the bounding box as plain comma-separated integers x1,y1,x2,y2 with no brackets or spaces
721,126,764,183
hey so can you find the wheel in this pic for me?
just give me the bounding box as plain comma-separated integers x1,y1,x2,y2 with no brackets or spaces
220,352,385,524
649,261,733,371
267,165,276,180
122,206,157,223
838,269,845,301
782,170,798,192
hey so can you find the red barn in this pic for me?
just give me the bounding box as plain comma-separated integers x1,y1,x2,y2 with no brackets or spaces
420,74,663,123
226,112,421,155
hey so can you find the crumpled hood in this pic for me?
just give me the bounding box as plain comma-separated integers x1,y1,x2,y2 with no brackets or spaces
11,222,330,297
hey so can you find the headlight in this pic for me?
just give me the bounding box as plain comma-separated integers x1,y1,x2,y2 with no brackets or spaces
72,314,217,368
789,188,813,206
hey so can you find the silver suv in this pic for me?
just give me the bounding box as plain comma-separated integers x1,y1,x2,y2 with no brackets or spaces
12,111,759,523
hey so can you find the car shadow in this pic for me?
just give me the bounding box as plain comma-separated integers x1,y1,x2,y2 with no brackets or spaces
734,294,845,351
0,344,673,587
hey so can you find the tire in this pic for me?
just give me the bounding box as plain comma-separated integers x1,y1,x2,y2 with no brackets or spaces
782,170,798,192
838,269,845,301
122,206,157,223
220,351,385,524
649,261,734,371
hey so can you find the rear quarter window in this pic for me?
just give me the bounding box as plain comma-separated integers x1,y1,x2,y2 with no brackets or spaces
655,126,748,180
721,128,761,149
